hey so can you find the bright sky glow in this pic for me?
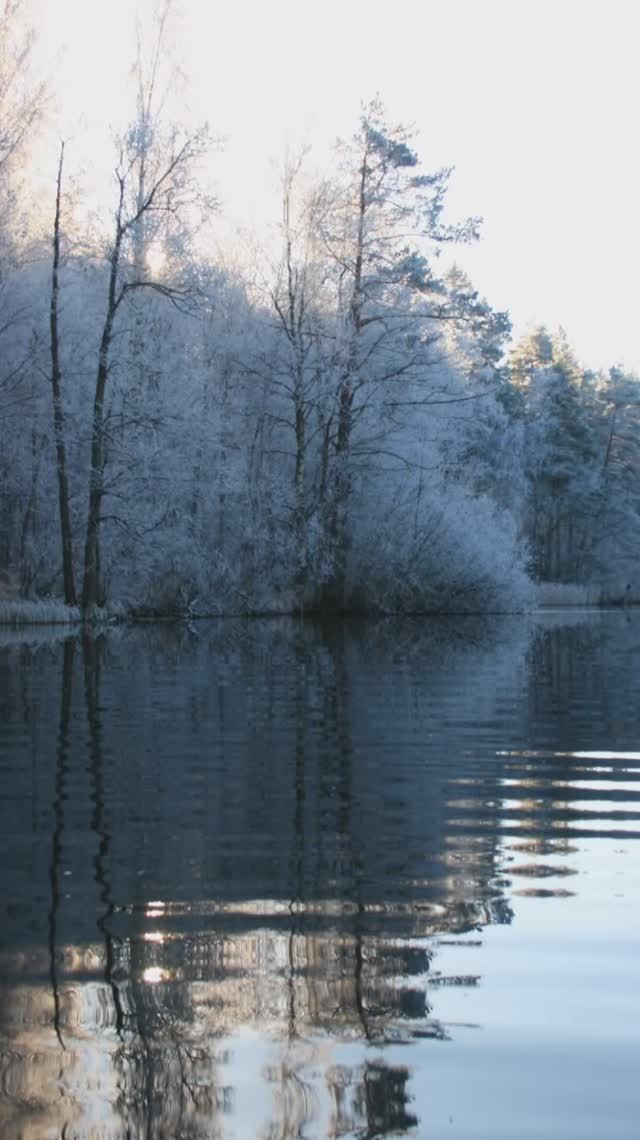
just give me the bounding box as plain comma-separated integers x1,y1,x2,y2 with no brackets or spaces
32,0,640,372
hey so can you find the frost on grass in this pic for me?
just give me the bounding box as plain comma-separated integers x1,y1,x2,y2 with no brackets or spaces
0,599,81,626
537,582,598,607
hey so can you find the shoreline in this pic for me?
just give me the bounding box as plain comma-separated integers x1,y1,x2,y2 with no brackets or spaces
0,595,637,628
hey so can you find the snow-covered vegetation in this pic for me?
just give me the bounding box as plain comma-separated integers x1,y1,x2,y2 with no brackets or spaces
0,3,638,619
537,583,600,608
0,599,80,626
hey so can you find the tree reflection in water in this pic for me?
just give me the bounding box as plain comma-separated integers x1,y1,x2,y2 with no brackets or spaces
5,614,622,1138
47,636,75,1051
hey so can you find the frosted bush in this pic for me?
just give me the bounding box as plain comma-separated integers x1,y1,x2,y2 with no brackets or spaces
347,481,534,614
0,599,81,626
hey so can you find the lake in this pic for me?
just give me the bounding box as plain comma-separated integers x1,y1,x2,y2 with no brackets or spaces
0,613,639,1139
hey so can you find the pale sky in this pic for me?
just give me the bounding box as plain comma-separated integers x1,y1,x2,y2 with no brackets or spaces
31,0,640,372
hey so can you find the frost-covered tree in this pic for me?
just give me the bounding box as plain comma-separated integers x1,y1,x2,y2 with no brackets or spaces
509,328,601,581
310,100,485,604
588,366,640,591
0,2,43,174
4,47,600,616
80,100,208,610
0,1,47,594
240,112,530,614
436,265,518,506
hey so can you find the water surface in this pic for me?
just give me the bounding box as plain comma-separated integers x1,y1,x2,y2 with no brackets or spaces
1,614,639,1138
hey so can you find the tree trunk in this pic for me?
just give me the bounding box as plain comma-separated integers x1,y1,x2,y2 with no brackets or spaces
82,183,125,613
330,379,353,608
49,142,77,605
19,430,41,595
327,148,368,609
81,362,107,613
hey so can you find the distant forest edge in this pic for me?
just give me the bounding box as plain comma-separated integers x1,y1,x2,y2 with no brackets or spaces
1,6,638,620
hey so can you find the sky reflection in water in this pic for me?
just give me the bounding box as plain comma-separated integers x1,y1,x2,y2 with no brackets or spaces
0,614,639,1138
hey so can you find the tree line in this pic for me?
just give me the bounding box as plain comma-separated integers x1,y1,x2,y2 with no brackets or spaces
0,2,638,616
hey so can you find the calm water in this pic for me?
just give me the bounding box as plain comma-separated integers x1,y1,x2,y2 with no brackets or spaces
0,613,639,1139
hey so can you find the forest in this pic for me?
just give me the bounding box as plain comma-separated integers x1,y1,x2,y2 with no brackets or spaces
1,1,638,618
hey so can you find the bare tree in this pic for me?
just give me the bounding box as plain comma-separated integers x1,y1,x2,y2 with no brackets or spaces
267,156,327,605
81,131,205,613
0,1,45,177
